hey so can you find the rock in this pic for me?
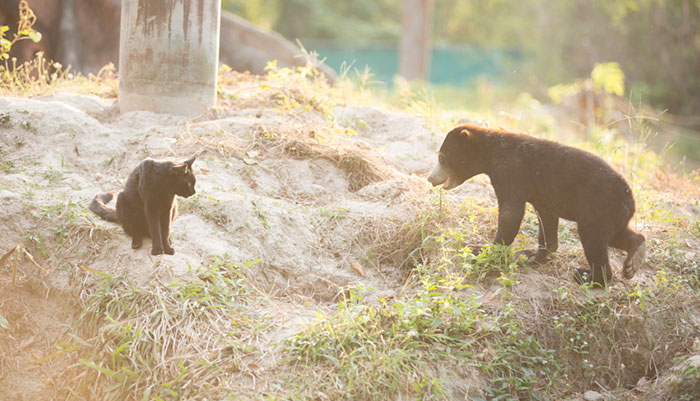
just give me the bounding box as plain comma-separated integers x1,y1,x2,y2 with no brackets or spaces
686,355,700,368
583,390,604,401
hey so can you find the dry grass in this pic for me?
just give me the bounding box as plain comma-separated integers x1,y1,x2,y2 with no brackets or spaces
61,258,267,400
0,54,118,98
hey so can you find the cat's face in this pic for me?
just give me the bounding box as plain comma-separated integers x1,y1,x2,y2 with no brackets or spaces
170,157,197,198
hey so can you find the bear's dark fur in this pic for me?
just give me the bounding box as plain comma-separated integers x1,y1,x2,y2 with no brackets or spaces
90,157,197,255
428,124,645,286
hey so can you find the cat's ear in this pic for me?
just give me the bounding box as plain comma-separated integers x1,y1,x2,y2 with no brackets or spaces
184,157,196,169
169,164,187,176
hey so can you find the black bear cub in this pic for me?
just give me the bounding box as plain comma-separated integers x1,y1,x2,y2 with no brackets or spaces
428,124,645,286
90,157,196,255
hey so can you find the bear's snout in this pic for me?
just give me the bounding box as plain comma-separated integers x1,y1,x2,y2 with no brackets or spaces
428,162,449,187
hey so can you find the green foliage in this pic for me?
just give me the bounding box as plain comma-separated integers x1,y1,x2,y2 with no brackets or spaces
221,0,281,29
463,244,524,284
433,0,527,47
591,62,625,96
480,306,557,401
228,0,700,115
287,283,483,399
428,202,525,285
1,0,42,77
224,0,401,44
262,59,336,116
548,62,626,105
0,0,104,96
284,198,567,399
435,0,699,114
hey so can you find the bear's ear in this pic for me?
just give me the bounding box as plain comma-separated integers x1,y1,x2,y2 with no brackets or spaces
460,129,471,137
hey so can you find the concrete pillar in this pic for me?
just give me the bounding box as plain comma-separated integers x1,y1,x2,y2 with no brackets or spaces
398,0,434,81
118,0,221,116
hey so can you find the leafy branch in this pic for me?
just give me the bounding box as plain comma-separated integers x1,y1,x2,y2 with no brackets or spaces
1,0,42,77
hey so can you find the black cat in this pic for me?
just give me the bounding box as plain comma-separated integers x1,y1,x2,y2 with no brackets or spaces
90,157,196,255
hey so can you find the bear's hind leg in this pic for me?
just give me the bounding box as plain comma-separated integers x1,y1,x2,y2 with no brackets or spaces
574,224,613,286
532,209,559,263
609,226,646,279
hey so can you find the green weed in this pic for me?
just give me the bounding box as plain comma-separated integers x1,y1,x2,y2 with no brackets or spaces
318,206,349,223
479,305,557,401
0,146,15,173
286,283,483,400
42,167,66,185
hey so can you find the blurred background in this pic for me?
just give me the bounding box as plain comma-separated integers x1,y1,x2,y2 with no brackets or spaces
224,0,700,115
2,0,699,163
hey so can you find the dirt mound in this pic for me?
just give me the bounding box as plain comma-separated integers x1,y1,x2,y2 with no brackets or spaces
2,84,698,400
0,92,442,398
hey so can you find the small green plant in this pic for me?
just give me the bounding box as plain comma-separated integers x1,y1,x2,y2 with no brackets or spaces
318,205,349,223
42,168,64,185
0,145,15,173
674,363,700,401
0,160,15,173
20,119,37,133
463,244,525,282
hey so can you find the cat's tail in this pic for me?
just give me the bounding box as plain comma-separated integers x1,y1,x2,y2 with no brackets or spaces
89,192,118,222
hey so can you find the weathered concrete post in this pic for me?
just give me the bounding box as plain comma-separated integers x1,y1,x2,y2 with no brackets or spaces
118,0,221,115
398,0,434,81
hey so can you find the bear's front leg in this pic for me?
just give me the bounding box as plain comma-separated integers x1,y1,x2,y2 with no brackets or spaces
493,201,525,246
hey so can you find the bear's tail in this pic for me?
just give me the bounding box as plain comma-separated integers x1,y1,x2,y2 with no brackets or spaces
89,192,118,222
